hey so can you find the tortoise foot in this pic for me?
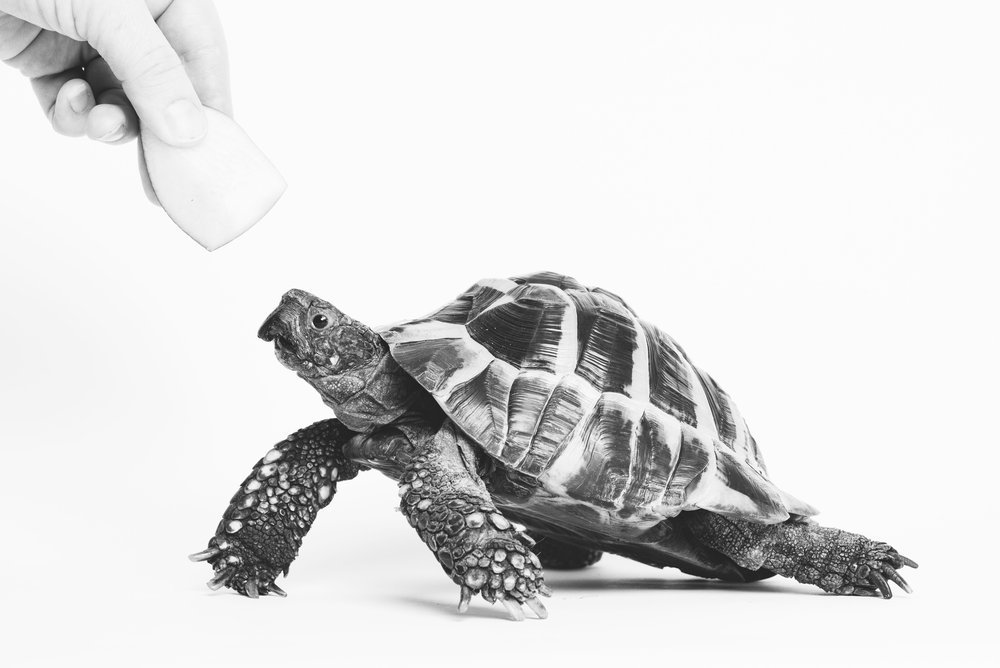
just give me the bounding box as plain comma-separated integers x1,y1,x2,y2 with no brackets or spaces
452,537,550,621
189,536,286,599
830,542,918,599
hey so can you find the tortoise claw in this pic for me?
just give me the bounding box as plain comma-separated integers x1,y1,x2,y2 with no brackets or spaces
538,583,553,597
458,586,472,613
898,554,919,569
207,567,234,591
189,547,220,562
867,572,892,599
525,597,548,619
266,582,287,598
501,597,525,621
882,565,913,594
245,580,259,599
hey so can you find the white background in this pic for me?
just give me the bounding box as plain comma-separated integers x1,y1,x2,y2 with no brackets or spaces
1,1,997,666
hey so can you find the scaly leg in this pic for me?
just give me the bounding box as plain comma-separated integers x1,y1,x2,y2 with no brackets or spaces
398,421,549,620
534,536,603,570
190,419,364,597
686,511,918,598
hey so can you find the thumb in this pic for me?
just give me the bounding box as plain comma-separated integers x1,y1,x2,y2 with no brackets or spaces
85,0,206,146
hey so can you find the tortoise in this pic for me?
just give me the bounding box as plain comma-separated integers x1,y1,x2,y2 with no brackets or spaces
191,271,917,619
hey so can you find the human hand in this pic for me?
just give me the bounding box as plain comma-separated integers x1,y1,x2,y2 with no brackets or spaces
0,0,230,148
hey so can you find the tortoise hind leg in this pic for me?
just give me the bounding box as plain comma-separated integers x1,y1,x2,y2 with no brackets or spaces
533,536,603,570
685,510,918,598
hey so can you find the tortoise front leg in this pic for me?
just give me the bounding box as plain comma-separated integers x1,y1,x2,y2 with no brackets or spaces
398,422,550,620
190,419,364,597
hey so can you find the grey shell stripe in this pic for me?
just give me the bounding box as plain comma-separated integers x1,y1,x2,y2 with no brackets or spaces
693,367,738,447
640,321,698,427
380,274,815,523
569,295,638,396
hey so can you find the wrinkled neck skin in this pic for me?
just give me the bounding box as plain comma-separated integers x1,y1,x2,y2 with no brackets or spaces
305,337,423,433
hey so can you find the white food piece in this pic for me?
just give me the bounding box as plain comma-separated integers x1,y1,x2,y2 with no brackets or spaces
140,108,287,251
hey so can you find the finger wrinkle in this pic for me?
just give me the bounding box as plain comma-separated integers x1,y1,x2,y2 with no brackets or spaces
0,15,41,61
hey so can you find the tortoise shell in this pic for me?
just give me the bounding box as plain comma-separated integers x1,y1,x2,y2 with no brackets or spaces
380,272,816,526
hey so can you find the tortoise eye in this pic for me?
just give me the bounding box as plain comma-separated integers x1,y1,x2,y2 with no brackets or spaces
312,314,330,329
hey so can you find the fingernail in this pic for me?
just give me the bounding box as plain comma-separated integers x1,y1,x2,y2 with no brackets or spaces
98,124,126,143
68,82,92,114
164,99,207,144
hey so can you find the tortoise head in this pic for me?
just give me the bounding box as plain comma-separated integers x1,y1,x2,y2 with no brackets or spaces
258,289,401,428
258,289,383,378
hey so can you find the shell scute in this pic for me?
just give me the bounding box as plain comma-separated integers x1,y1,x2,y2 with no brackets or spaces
428,277,516,325
563,394,643,508
573,305,640,396
502,371,558,465
443,364,497,451
519,375,599,476
391,336,470,393
465,293,575,374
621,407,682,510
664,428,713,508
466,298,548,367
698,447,788,522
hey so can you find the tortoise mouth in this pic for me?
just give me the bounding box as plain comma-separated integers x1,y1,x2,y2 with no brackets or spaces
273,333,297,355
269,334,327,380
259,304,307,359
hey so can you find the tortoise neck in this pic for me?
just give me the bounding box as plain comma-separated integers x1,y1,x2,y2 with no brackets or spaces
315,338,426,432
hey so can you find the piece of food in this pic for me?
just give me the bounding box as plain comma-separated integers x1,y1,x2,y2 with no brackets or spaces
140,108,286,251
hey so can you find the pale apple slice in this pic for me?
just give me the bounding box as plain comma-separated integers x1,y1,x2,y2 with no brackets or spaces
140,108,287,251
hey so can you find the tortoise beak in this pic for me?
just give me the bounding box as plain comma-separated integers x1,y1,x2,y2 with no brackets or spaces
258,317,277,342
258,289,313,342
257,310,283,342
257,311,281,341
258,314,298,356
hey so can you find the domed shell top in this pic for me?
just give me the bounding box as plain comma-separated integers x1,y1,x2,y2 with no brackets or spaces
380,272,816,524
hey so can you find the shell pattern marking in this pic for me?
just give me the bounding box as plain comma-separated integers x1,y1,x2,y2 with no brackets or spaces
380,272,816,525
